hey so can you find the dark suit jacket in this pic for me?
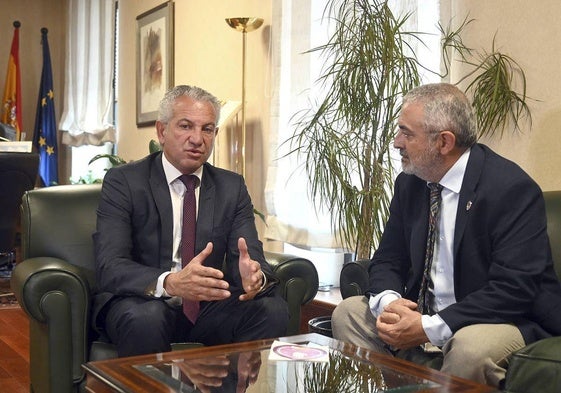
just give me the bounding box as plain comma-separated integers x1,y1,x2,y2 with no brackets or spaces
367,144,561,343
92,152,274,326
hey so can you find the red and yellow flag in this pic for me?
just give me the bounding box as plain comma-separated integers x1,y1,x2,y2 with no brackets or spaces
2,21,23,140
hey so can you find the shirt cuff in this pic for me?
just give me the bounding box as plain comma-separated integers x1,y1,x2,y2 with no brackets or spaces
368,290,401,318
258,270,267,292
154,271,173,298
421,314,453,346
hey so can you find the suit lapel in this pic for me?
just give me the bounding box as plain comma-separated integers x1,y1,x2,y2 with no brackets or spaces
150,154,174,268
196,164,216,254
454,144,484,257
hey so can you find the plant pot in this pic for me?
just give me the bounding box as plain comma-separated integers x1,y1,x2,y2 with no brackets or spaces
308,316,333,337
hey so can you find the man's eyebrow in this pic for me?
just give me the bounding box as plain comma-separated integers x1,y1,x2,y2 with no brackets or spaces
398,124,410,131
176,118,216,128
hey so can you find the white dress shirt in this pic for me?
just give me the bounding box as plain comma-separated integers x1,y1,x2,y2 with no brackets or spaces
369,148,471,346
153,154,203,298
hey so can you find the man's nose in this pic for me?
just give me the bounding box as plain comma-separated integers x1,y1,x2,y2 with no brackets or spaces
189,128,204,144
393,132,403,149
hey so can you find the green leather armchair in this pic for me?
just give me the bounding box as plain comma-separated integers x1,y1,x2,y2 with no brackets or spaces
339,191,561,392
11,184,319,393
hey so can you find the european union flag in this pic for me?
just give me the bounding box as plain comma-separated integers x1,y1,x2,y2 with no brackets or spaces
33,28,58,186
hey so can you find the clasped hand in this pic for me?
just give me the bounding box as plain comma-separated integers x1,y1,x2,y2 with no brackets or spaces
375,298,429,350
164,238,263,302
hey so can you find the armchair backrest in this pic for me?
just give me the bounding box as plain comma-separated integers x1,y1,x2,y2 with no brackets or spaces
339,258,370,299
0,151,39,254
21,184,101,283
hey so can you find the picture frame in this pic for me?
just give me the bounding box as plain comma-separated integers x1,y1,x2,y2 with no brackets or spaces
136,1,174,127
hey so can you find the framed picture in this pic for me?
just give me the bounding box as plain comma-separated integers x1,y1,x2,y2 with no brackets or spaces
136,2,174,127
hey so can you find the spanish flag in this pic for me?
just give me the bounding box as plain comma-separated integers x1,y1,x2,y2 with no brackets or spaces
1,21,22,140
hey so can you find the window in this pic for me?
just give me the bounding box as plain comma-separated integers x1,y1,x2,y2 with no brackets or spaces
60,0,118,183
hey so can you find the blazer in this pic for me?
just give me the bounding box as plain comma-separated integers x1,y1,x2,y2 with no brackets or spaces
92,152,273,326
367,144,561,343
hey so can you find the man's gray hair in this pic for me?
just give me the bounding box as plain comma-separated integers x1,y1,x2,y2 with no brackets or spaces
157,85,221,125
402,83,477,148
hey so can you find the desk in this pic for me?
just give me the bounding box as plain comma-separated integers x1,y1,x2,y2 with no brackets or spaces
83,333,497,393
0,141,32,152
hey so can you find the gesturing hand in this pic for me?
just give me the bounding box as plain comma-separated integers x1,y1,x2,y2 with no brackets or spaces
174,351,262,393
176,355,230,393
237,237,263,301
164,242,231,301
235,351,262,393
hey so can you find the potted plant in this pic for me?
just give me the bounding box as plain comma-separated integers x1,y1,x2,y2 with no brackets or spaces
289,0,530,260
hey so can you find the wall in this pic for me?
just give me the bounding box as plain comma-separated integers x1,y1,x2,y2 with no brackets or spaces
449,0,561,191
0,0,69,182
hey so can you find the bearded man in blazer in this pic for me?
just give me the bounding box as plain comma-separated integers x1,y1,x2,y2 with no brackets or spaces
93,85,288,357
332,83,561,388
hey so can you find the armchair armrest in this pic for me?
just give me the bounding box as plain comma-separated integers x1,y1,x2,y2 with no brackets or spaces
265,251,319,335
505,336,561,393
11,257,93,392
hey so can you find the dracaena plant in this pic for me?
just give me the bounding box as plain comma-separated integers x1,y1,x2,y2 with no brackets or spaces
288,0,531,260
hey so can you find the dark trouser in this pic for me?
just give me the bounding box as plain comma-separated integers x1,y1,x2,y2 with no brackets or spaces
103,291,289,357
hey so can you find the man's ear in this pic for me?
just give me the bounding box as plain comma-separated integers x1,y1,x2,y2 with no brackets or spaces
439,130,456,155
156,121,166,144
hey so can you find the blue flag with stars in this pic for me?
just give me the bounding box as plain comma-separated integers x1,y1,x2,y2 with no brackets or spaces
33,28,58,186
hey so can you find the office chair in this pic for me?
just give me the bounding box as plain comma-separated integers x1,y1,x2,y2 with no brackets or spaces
0,122,17,141
0,151,39,268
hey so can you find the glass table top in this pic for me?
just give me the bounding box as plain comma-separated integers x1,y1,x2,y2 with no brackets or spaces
133,342,440,392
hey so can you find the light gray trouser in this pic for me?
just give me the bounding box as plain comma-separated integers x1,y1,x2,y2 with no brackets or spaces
331,296,525,387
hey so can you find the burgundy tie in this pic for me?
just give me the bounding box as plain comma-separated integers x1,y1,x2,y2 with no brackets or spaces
179,174,199,323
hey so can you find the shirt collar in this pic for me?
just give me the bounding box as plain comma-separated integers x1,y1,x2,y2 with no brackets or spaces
435,148,471,194
161,153,203,186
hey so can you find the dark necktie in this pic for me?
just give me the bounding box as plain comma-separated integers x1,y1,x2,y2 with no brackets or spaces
179,174,199,323
417,182,443,315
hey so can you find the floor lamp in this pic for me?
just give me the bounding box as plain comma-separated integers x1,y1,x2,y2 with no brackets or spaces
225,17,263,177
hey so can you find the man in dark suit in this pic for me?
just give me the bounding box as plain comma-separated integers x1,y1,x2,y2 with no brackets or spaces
93,85,289,357
332,83,561,387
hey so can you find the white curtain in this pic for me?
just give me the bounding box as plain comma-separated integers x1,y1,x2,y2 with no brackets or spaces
59,0,116,146
265,0,441,250
264,0,341,249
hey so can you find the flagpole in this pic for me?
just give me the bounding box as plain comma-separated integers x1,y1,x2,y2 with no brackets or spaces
1,20,22,140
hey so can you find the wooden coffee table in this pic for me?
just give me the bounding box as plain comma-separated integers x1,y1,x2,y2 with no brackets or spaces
83,333,498,392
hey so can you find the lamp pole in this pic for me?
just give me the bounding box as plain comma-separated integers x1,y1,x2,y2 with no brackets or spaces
225,17,263,177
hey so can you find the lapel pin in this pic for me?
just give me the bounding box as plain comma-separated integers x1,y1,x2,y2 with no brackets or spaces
466,201,472,211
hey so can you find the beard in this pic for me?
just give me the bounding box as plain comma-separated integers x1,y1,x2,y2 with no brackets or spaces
400,143,443,181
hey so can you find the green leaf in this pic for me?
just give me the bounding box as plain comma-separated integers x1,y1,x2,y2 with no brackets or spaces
89,154,127,166
149,139,162,153
253,208,267,225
